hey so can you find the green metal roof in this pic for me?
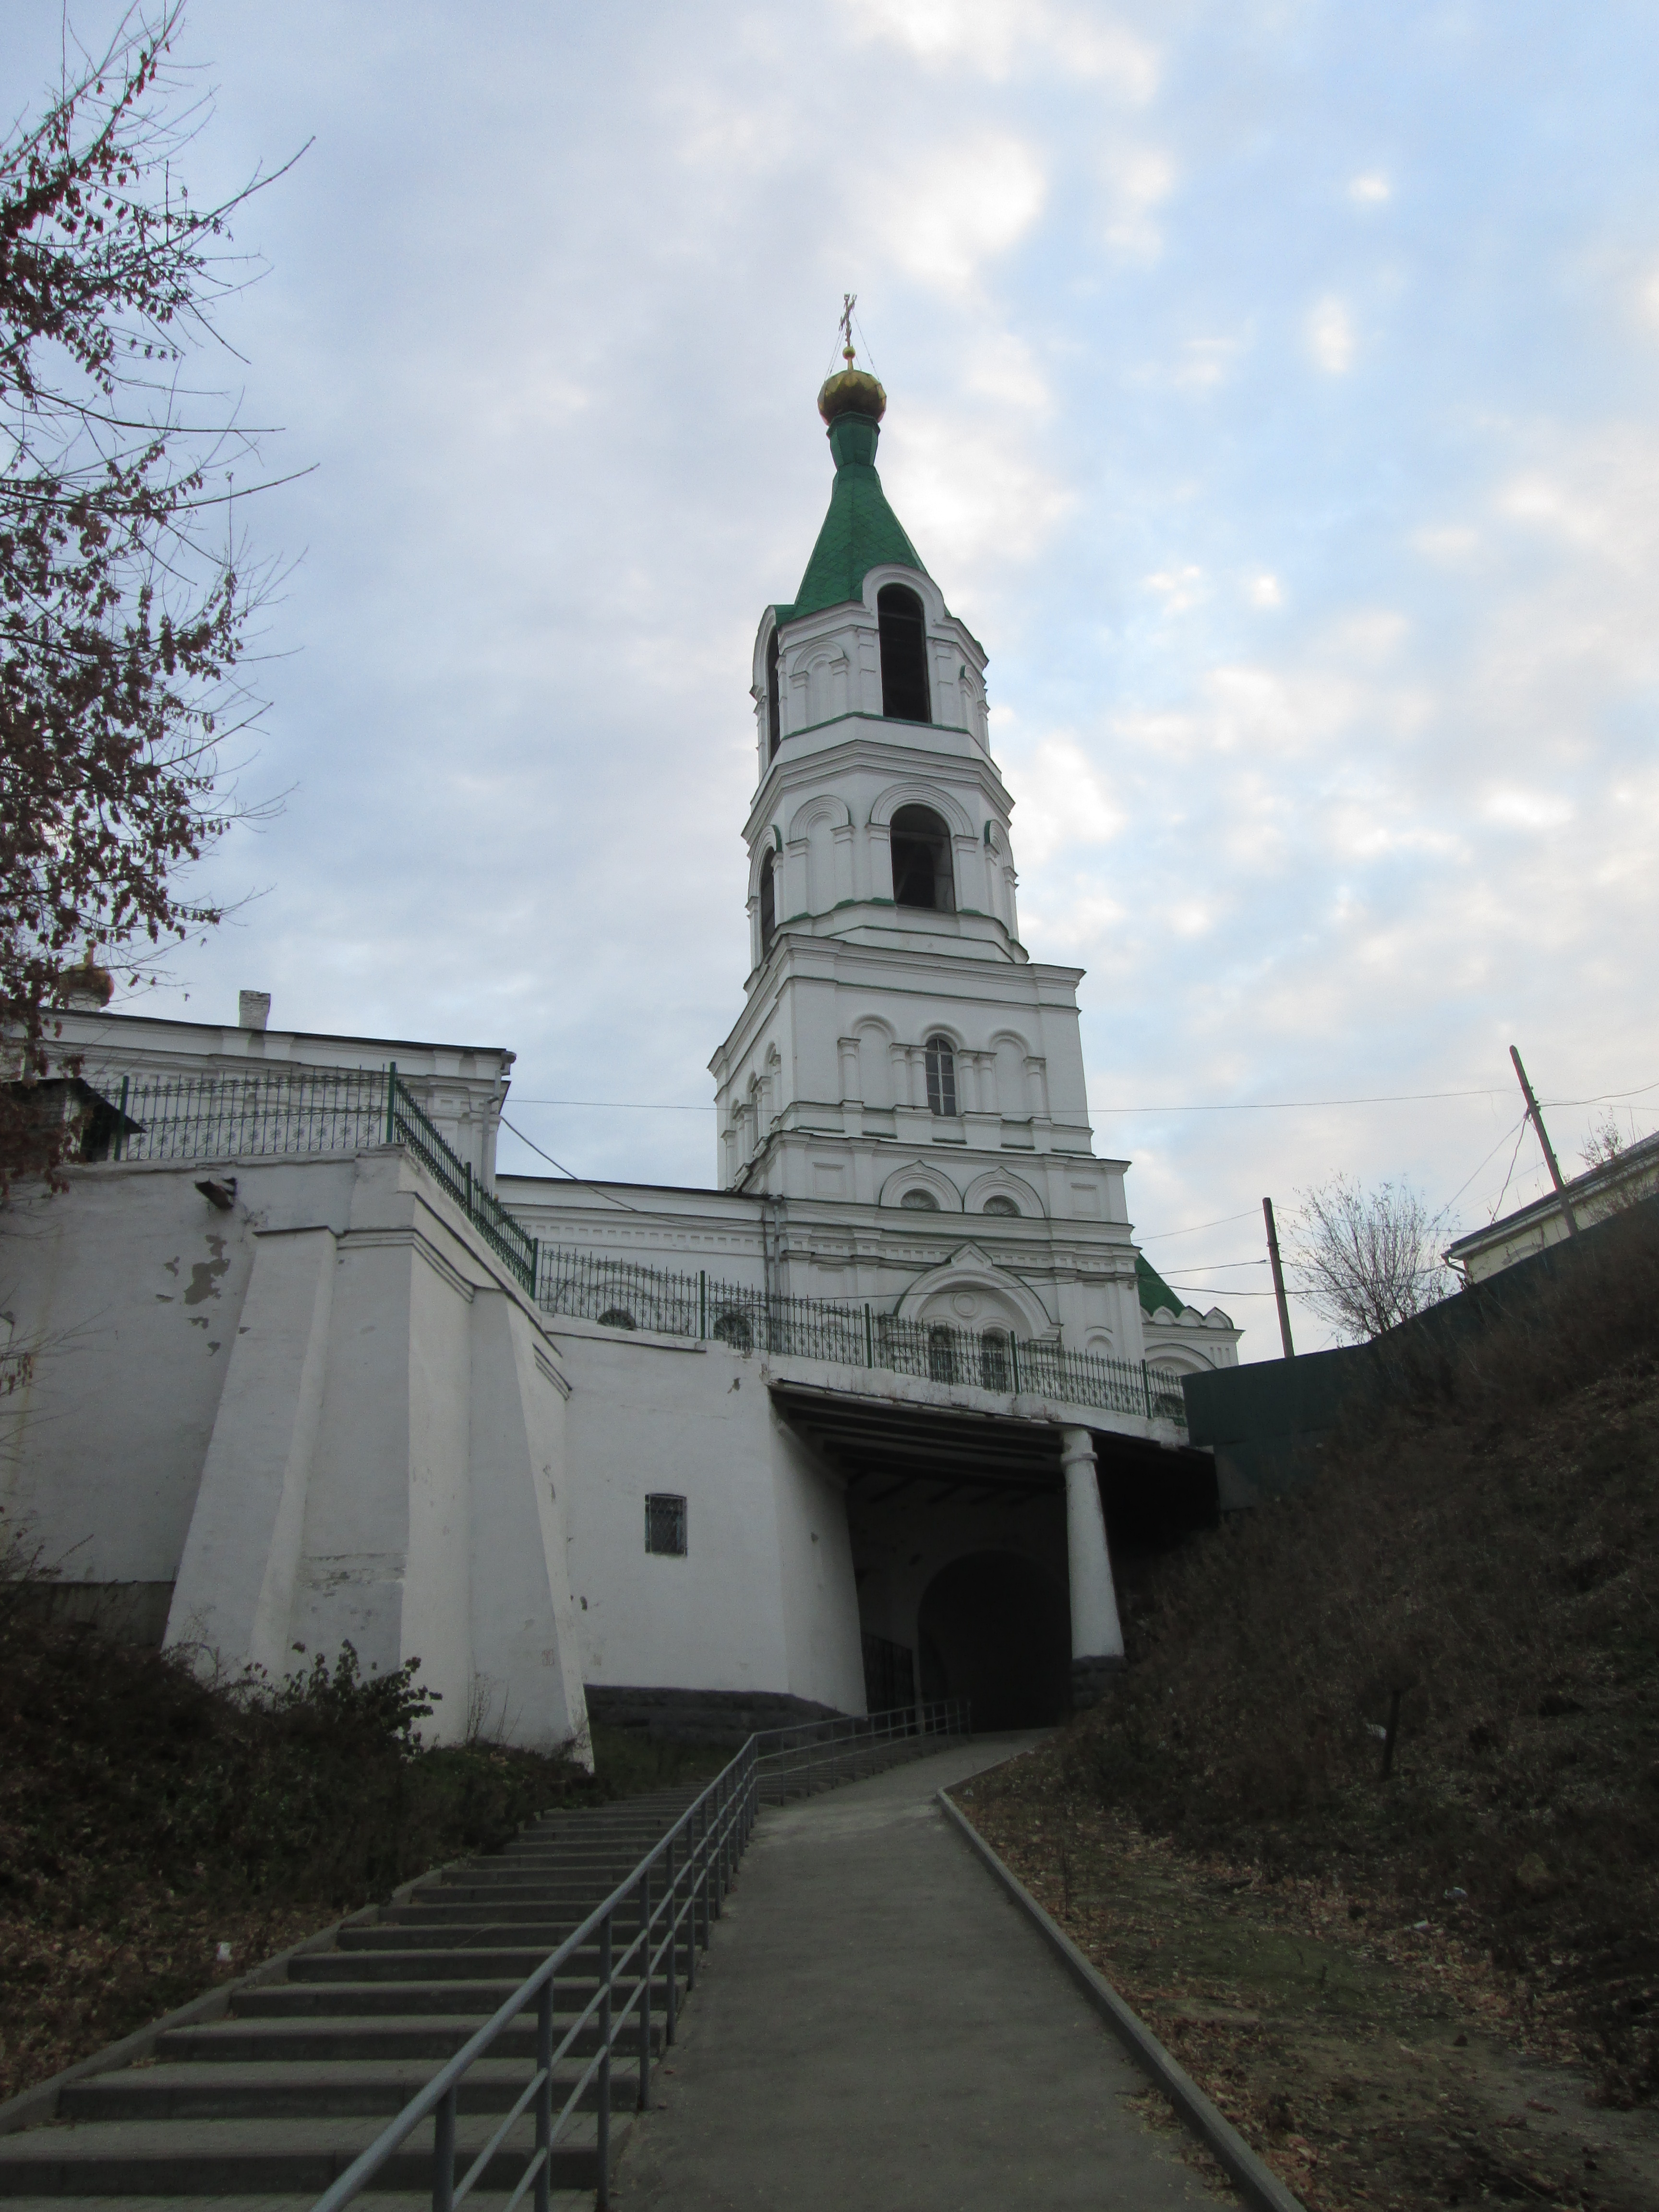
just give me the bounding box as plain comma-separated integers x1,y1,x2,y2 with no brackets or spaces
776,413,933,625
1136,1251,1186,1317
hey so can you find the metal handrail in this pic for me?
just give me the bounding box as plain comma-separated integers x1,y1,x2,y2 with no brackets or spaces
308,1738,759,2212
753,1695,972,1801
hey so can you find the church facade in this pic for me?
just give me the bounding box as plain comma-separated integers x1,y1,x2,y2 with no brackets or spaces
3,364,1238,1750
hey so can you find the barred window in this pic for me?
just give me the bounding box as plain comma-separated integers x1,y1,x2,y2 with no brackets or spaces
712,1308,753,1351
925,1036,958,1117
980,1330,1011,1393
982,1193,1019,1216
598,1306,637,1331
900,1187,939,1211
927,1325,957,1384
645,1493,687,1556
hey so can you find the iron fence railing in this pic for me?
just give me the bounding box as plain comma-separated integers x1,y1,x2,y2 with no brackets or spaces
107,1065,389,1164
753,1695,973,1802
83,1064,1185,1425
535,1247,1188,1426
310,1738,760,2212
97,1063,538,1295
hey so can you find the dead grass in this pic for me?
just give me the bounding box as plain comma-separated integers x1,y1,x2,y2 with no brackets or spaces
961,1208,1659,2202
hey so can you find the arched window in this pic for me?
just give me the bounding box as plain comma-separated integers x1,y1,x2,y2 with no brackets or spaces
982,1193,1019,1216
598,1306,637,1331
766,628,781,760
925,1035,958,1118
890,805,955,912
713,1308,754,1352
979,1330,1011,1392
878,585,931,723
900,1187,940,1211
759,849,776,954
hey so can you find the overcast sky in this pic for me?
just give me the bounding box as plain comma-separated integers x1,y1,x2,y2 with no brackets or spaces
15,1,1659,1354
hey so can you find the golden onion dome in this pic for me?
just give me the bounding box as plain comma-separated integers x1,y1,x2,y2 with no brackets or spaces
817,364,887,424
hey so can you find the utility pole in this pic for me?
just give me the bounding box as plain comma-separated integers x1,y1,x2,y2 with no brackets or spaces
1509,1045,1579,1237
1262,1196,1296,1359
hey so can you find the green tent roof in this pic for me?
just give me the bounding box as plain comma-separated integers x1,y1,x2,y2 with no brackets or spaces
1135,1252,1186,1318
777,413,932,625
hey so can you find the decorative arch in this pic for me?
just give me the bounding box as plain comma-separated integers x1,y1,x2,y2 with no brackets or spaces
785,794,853,842
860,563,950,632
878,1162,962,1213
868,783,975,840
893,1244,1055,1337
963,1168,1044,1218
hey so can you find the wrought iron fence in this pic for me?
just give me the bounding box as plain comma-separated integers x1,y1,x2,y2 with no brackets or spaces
385,1072,537,1292
309,1739,760,2212
107,1065,389,1164
534,1246,1189,1428
94,1064,538,1295
85,1064,1184,1424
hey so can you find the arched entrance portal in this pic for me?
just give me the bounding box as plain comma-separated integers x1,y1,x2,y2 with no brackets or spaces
916,1551,1070,1730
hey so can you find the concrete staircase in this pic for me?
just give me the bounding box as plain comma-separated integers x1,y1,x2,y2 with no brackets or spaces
0,1787,706,2209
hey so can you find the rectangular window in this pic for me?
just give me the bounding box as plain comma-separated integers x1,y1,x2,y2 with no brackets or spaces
645,1493,687,1556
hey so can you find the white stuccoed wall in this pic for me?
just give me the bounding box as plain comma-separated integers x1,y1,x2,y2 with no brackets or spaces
0,1147,589,1761
550,1318,865,1716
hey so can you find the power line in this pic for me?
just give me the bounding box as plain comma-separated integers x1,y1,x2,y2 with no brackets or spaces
1139,1207,1260,1242
497,1116,643,1211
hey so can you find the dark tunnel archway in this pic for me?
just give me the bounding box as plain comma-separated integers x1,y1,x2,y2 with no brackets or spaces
916,1550,1071,1730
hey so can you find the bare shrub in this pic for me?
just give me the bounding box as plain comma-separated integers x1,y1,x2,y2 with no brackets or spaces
1286,1174,1456,1342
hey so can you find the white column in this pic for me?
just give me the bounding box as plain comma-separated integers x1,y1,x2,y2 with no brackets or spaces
1061,1426,1123,1706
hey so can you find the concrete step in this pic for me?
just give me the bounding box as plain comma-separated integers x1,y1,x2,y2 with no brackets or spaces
291,1947,611,1983
380,1899,617,1926
0,2111,628,2197
336,1923,589,1952
60,2058,640,2124
158,2016,661,2066
230,1980,617,2019
0,2198,594,2212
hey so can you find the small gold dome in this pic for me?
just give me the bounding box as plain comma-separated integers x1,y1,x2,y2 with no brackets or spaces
817,366,887,424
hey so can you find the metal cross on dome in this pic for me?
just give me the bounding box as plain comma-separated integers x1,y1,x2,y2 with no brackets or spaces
840,292,857,363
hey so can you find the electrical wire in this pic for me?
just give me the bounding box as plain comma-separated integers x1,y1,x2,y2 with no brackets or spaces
497,1116,643,1212
1487,1117,1532,1225
1139,1207,1260,1242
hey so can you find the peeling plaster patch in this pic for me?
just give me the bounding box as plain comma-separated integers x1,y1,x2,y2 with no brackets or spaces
163,1258,179,1277
183,1234,231,1307
207,1341,221,1354
155,1294,174,1303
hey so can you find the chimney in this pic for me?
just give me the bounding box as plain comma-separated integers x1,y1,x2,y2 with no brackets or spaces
238,989,271,1032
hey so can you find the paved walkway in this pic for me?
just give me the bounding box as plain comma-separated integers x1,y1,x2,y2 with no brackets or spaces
615,1735,1230,2210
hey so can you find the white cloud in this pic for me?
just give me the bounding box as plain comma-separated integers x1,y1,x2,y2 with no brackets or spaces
963,332,1052,412
1101,145,1177,262
1011,733,1126,863
882,406,1075,573
1348,171,1392,204
840,0,1160,98
1308,296,1356,373
1143,564,1205,612
1638,267,1659,332
868,135,1046,299
1173,332,1249,389
1482,787,1575,831
1413,524,1480,565
1249,573,1283,608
